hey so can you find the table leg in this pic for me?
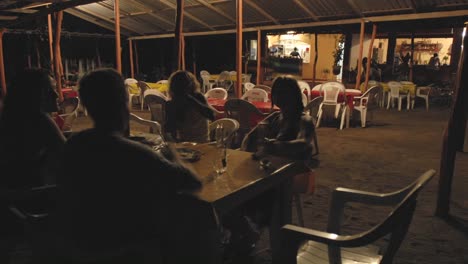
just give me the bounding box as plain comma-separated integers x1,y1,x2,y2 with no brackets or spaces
270,178,293,264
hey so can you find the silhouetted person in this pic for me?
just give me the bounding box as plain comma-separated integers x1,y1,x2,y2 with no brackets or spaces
53,69,219,263
0,68,65,263
290,47,301,58
428,53,440,70
165,70,216,143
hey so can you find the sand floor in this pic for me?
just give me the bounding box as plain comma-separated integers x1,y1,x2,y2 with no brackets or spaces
67,104,468,263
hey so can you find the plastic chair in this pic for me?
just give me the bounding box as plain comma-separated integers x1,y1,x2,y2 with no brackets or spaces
243,82,255,93
126,80,141,109
301,93,308,107
387,81,409,111
58,97,80,132
298,80,311,101
224,99,268,147
200,71,215,93
144,94,168,134
241,88,269,102
316,82,348,130
216,71,233,91
414,86,431,111
280,169,435,264
142,88,168,111
253,84,272,93
129,113,162,135
205,87,228,100
208,118,240,148
353,85,383,127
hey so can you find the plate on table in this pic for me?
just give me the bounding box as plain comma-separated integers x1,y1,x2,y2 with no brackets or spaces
176,148,202,162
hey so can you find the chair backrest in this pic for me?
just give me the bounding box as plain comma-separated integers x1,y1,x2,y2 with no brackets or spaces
298,80,311,99
361,85,383,110
327,169,435,263
124,78,138,85
200,70,210,76
253,84,272,93
144,94,168,133
301,93,308,107
304,96,323,119
156,80,168,85
416,86,431,97
59,97,80,116
143,88,168,101
242,74,252,83
224,99,265,145
217,71,233,90
321,82,345,104
208,118,240,147
241,88,269,102
243,82,255,92
388,81,403,97
129,113,162,135
205,88,228,100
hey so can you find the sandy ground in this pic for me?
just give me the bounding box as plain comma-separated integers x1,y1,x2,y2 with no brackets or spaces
58,104,468,263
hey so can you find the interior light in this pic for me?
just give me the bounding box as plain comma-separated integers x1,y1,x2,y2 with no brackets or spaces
287,31,296,35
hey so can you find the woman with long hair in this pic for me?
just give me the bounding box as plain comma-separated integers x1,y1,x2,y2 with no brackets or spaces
165,70,216,143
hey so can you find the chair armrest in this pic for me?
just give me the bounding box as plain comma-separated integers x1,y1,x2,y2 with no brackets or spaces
327,186,409,233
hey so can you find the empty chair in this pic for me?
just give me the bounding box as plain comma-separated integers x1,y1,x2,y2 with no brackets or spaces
216,71,233,91
253,84,272,93
142,88,168,111
144,94,168,134
126,79,141,109
297,80,311,101
205,87,228,100
304,96,323,121
200,71,215,93
414,86,431,111
316,82,348,130
224,99,268,147
242,74,252,84
156,80,168,85
129,113,162,135
208,118,240,148
124,78,138,85
241,88,269,102
280,169,435,264
353,85,383,127
243,82,255,93
387,81,409,111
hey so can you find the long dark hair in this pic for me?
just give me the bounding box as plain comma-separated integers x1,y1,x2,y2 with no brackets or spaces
168,70,201,122
271,76,303,116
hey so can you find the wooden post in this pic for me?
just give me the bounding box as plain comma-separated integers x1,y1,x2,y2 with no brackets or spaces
236,0,243,98
134,41,139,75
355,19,365,89
114,0,122,73
48,14,54,72
312,33,318,86
364,24,377,91
175,0,185,70
436,23,468,218
129,39,134,78
54,11,63,101
409,33,414,81
0,29,6,98
256,29,261,85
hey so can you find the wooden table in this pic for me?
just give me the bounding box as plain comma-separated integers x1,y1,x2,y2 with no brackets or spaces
207,98,277,114
186,144,308,264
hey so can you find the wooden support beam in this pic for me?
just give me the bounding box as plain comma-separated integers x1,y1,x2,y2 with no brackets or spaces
114,0,122,73
236,0,243,98
54,11,63,102
293,0,319,21
160,0,215,30
409,33,414,81
312,33,318,87
0,29,6,98
364,24,377,91
256,29,261,85
175,0,185,70
134,41,139,75
436,24,468,218
129,39,134,78
245,0,280,25
47,14,54,72
355,19,365,89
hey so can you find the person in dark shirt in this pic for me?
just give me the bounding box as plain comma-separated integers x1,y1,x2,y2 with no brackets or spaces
53,69,219,263
165,70,217,143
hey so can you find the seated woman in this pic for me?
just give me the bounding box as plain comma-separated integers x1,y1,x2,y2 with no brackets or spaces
241,76,317,162
165,70,217,143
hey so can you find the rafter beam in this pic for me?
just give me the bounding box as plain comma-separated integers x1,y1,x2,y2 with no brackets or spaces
346,0,363,17
160,0,215,30
75,5,143,35
130,0,174,27
2,8,37,14
195,0,235,23
245,0,280,25
293,0,319,22
0,15,17,20
65,8,125,35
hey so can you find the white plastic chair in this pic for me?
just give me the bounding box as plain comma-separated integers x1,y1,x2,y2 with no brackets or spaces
217,71,233,91
301,93,308,107
241,88,269,102
205,87,228,100
208,118,240,148
387,81,409,111
414,86,431,111
126,84,141,109
353,85,383,128
316,82,348,130
200,71,215,93
298,80,311,101
253,84,272,93
142,88,168,111
130,113,162,135
243,82,255,93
